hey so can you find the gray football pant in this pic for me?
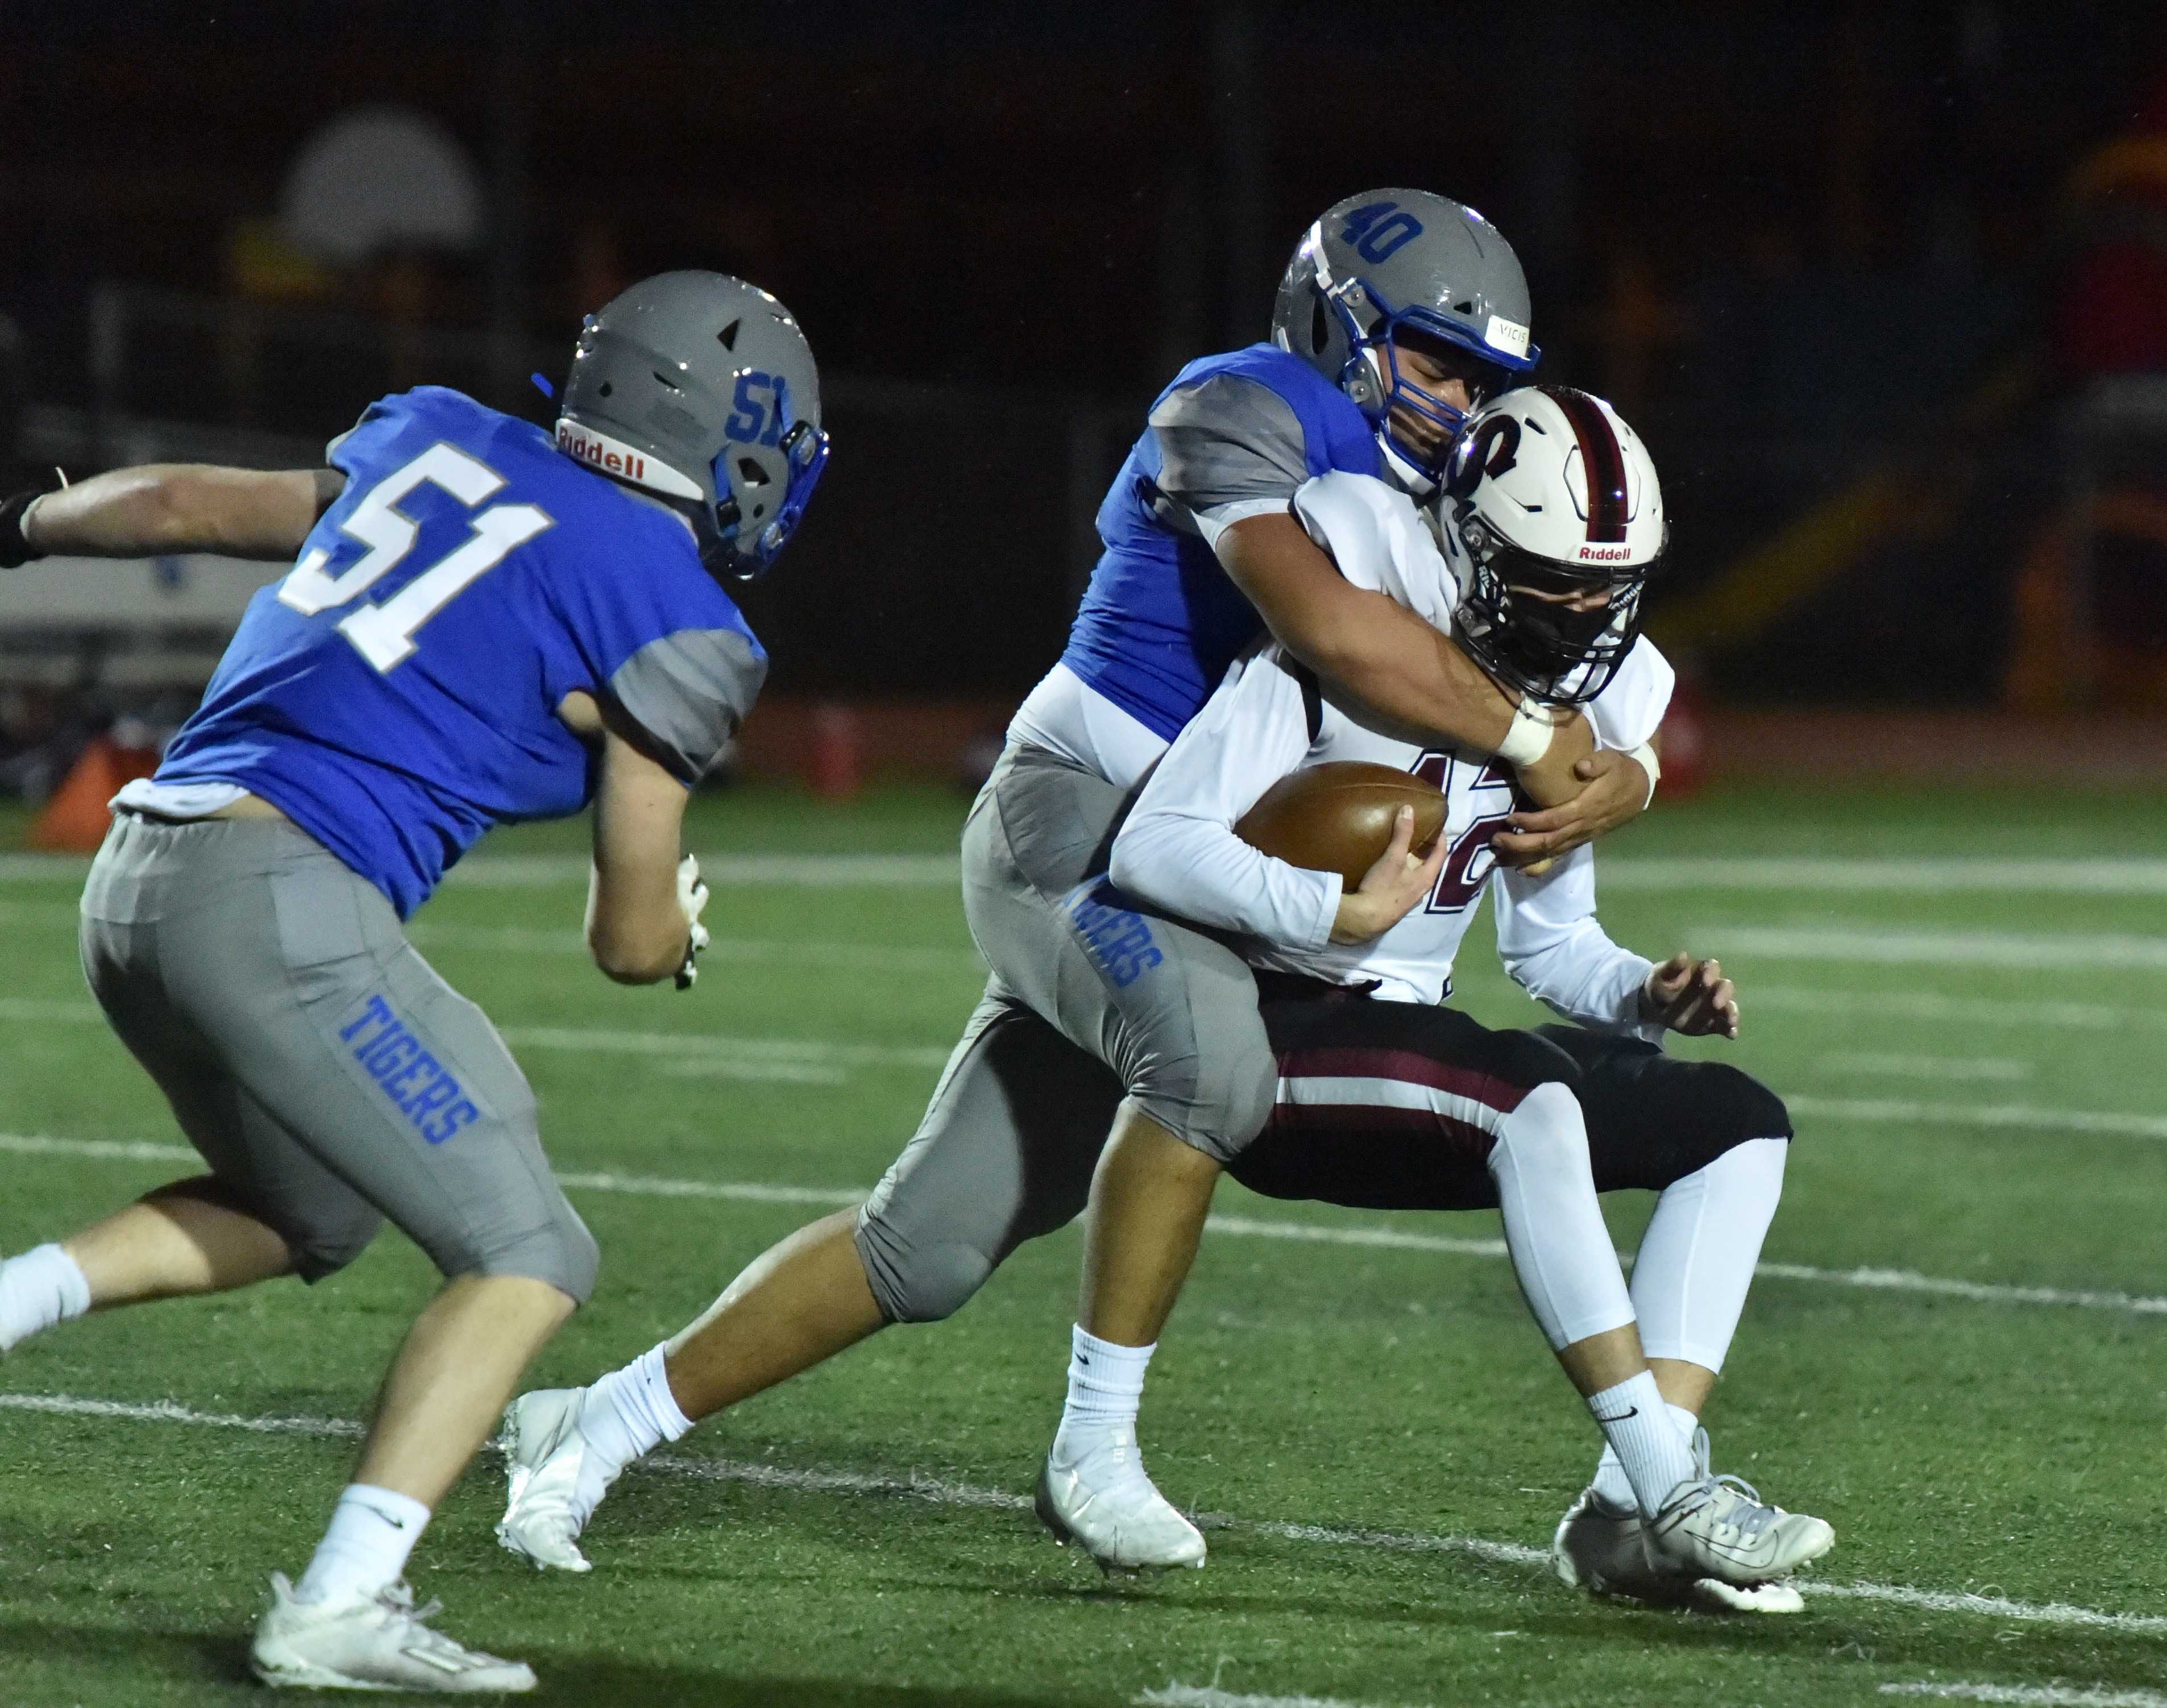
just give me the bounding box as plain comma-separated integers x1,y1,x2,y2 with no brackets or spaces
79,811,599,1299
854,742,1274,1323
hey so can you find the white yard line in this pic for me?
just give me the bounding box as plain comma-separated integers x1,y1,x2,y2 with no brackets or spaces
0,999,957,1077
6,1132,2163,1318
1720,986,2167,1033
5,851,2167,892
410,922,984,974
1694,926,2167,972
1601,858,2167,895
1816,1052,2033,1082
1139,1687,1414,1708
1788,1096,2167,1143
493,1025,954,1073
9,986,2160,1045
438,853,962,887
1880,1684,2167,1706
4,1389,2166,1640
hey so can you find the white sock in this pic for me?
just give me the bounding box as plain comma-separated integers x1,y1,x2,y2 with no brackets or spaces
1587,1373,1696,1516
1593,1401,1701,1507
1056,1324,1155,1443
295,1484,430,1603
576,1343,696,1494
0,1242,92,1352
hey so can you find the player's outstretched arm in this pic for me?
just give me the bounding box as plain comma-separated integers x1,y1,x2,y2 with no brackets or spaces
1215,512,1646,859
571,692,700,986
7,465,344,563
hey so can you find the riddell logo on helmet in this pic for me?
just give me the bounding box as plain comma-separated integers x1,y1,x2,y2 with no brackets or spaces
557,422,650,483
553,419,703,500
1577,545,1633,561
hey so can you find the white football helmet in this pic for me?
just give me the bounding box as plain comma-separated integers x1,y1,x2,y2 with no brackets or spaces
1437,385,1664,705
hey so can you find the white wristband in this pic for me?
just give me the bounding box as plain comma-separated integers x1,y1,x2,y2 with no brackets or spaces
1495,697,1554,768
1625,739,1660,806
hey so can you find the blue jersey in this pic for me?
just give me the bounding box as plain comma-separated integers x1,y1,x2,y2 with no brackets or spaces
156,387,765,917
1057,343,1381,742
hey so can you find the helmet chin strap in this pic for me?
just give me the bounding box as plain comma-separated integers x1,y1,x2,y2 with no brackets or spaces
1376,431,1436,497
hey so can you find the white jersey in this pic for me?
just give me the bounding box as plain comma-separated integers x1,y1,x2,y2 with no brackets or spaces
1110,471,1672,1032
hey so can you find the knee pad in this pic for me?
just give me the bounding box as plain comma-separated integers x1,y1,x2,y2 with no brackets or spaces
854,1211,994,1324
290,1204,385,1285
1624,1067,1791,1191
1487,1079,1591,1175
1696,1066,1793,1150
468,1202,601,1304
1128,1020,1278,1165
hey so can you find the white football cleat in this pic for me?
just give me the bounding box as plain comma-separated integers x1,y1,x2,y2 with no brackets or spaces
250,1573,536,1693
1035,1427,1206,1573
1552,1486,1804,1614
496,1388,607,1574
1642,1436,1834,1590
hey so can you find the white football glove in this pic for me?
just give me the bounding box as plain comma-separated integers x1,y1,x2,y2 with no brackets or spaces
674,854,711,990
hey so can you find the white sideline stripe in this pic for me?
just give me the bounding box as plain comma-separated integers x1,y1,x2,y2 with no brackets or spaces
1816,1052,2032,1083
6,1391,2167,1640
1697,926,2167,972
1139,1686,1410,1708
1882,1684,2167,1706
1790,1096,2167,1143
7,1133,2165,1317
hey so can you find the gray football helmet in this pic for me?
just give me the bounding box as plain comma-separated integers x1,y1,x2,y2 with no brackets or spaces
1272,190,1539,483
555,271,828,576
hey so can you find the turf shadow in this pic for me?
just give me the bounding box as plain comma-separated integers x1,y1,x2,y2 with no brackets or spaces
0,1617,258,1697
0,1619,1081,1707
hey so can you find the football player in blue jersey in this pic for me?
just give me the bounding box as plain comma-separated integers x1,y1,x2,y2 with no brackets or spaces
496,194,1666,1578
0,272,826,1692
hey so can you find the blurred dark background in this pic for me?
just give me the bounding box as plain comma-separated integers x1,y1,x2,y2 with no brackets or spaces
2,0,2165,787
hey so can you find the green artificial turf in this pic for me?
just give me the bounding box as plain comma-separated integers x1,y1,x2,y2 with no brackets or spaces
1,777,2164,1705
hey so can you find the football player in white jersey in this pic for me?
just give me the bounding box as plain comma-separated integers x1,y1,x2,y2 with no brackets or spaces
1096,387,1834,1605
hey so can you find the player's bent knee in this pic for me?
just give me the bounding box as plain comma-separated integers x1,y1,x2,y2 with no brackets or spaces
1130,1028,1278,1164
290,1207,385,1284
853,1215,993,1324
1484,1079,1590,1173
461,1206,601,1305
1705,1066,1793,1149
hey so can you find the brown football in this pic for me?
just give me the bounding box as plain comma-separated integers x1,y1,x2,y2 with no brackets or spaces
1234,761,1447,887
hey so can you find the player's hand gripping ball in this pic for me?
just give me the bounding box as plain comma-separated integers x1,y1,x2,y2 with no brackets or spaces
1234,761,1447,886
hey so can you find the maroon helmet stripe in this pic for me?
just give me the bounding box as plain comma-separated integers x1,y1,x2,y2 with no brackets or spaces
1545,387,1630,543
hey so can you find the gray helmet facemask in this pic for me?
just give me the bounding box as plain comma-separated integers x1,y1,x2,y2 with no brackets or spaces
554,270,828,577
1271,190,1539,488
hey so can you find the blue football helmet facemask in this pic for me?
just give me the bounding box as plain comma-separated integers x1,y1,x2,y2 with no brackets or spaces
712,416,829,578
556,271,828,580
1338,289,1522,481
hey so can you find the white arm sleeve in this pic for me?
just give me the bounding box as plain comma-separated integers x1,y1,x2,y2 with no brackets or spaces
1109,650,1342,950
1492,849,1663,1041
1583,637,1675,752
